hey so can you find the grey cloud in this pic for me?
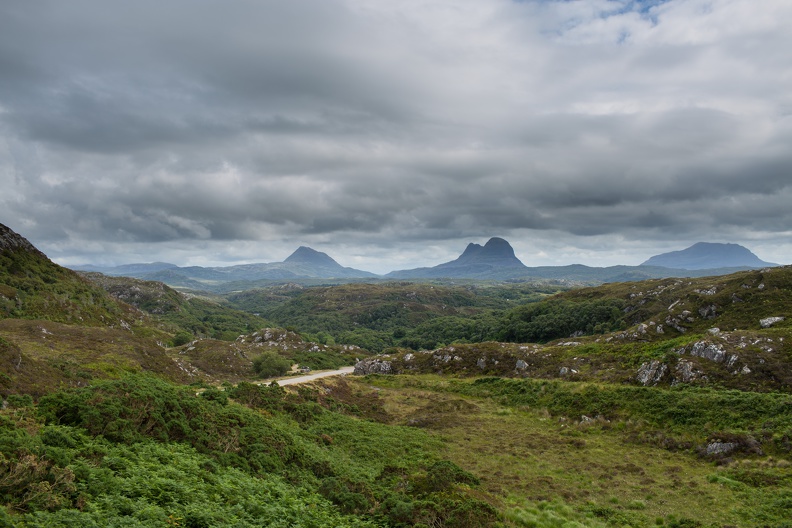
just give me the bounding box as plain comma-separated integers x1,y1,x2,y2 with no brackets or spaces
1,0,791,270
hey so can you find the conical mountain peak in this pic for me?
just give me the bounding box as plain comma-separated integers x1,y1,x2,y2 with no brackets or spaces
284,246,341,267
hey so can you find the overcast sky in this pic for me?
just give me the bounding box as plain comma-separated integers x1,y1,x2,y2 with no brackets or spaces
1,0,790,274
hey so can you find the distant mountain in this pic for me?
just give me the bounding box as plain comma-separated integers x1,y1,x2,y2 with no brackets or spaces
73,246,378,287
284,246,339,267
385,237,770,282
76,262,179,275
386,237,529,279
641,242,776,270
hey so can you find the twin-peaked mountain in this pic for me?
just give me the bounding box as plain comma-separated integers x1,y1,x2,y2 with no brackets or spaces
386,237,529,279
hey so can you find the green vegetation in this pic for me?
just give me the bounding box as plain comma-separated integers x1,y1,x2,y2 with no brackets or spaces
497,298,627,342
4,227,792,526
81,273,268,343
252,351,292,378
0,375,498,527
0,246,131,327
365,374,792,527
228,282,566,352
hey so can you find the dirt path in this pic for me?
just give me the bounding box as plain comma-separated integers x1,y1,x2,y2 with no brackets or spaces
268,366,355,386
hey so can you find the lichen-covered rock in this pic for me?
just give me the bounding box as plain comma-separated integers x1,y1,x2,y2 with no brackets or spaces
760,316,785,328
686,341,726,363
673,359,705,384
354,358,393,375
636,360,667,386
705,441,738,456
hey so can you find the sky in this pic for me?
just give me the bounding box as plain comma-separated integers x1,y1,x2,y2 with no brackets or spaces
1,0,791,275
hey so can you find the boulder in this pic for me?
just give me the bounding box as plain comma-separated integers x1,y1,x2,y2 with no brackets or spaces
636,360,667,386
760,316,784,328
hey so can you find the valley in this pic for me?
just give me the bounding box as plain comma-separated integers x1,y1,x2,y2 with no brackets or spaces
1,222,791,527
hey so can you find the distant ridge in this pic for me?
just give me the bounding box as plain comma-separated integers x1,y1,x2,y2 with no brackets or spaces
642,242,776,270
74,245,377,285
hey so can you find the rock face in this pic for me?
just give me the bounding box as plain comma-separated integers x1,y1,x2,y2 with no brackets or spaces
642,242,775,270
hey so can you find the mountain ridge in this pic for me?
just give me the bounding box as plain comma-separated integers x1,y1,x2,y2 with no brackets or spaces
74,245,378,283
61,231,782,286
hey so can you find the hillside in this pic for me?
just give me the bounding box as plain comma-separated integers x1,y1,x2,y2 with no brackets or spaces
228,281,567,352
0,223,348,394
356,265,792,392
642,242,777,269
80,272,266,341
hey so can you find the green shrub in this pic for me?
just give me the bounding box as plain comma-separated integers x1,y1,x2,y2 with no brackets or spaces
252,352,292,378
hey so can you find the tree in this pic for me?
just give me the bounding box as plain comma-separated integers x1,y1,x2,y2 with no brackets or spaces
252,351,292,378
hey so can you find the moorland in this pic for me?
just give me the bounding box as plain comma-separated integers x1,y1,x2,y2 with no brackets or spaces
1,222,791,527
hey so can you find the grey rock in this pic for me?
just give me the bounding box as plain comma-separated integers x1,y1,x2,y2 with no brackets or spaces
674,359,704,384
705,442,738,456
760,316,784,328
353,358,393,375
687,341,726,363
636,360,667,386
477,358,487,369
665,315,687,333
515,359,528,370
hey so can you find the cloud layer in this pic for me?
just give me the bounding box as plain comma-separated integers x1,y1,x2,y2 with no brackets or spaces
1,0,791,273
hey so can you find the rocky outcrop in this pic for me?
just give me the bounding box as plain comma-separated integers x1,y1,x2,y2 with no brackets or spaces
673,359,706,384
354,358,394,375
636,360,667,386
675,340,739,368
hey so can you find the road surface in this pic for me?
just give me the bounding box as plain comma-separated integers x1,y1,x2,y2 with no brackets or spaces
267,366,355,386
